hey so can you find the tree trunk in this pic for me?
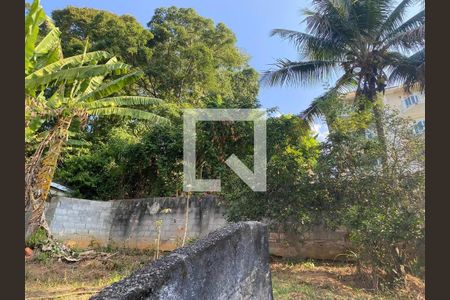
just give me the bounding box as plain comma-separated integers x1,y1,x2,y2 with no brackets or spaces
360,73,388,163
367,87,388,164
26,117,72,238
372,104,387,159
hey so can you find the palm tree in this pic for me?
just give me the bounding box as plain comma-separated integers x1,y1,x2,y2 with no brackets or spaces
25,0,168,237
261,0,425,149
389,48,425,92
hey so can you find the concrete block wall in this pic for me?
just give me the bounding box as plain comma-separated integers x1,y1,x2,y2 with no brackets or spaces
46,196,227,250
41,196,350,259
92,222,273,300
47,197,114,247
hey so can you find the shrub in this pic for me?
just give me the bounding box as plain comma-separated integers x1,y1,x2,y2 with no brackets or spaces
317,107,425,289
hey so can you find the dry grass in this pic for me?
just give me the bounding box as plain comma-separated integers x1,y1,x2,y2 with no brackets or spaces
25,251,424,300
25,248,155,299
271,258,425,300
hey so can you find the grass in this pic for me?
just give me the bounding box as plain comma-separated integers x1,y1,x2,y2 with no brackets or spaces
25,248,155,299
25,251,424,300
271,258,424,300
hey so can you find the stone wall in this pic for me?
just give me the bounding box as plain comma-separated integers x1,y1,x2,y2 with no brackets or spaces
91,222,273,300
39,196,350,259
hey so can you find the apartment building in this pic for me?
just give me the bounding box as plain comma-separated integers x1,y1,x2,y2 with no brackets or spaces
344,86,425,134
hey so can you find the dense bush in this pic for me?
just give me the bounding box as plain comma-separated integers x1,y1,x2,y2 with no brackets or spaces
54,6,261,199
223,114,321,227
317,107,425,288
223,103,424,289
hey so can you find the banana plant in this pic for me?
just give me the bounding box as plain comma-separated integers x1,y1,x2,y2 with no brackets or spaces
25,0,168,237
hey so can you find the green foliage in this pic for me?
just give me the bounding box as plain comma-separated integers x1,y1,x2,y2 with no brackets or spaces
24,1,168,238
25,1,168,149
52,7,153,64
316,107,425,288
28,1,425,291
223,115,321,227
26,227,48,248
56,123,182,199
261,0,425,124
33,251,51,264
145,7,250,105
223,103,424,289
53,6,260,200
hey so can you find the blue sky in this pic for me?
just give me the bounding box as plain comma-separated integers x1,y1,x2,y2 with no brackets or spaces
41,0,330,116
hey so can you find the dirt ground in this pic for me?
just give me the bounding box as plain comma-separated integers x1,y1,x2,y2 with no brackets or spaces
25,250,424,300
25,249,154,300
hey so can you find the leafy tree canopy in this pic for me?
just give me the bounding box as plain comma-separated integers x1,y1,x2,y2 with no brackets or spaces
52,7,153,65
144,7,251,105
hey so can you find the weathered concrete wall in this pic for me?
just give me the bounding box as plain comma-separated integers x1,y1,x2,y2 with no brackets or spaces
91,222,273,300
39,196,350,259
268,225,349,260
45,196,227,250
45,197,114,246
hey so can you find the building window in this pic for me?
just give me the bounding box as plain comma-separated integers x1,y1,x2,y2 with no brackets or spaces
413,120,425,134
403,95,420,109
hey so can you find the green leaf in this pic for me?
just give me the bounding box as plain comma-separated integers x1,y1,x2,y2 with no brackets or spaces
34,43,64,70
261,59,338,87
34,27,61,55
29,117,45,132
80,56,118,95
25,62,129,91
84,96,163,109
26,51,112,80
79,70,144,101
25,0,46,73
87,107,169,124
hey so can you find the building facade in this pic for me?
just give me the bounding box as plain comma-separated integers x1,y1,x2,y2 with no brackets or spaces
344,86,425,134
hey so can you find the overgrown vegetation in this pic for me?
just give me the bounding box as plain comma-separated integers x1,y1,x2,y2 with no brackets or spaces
271,259,424,300
318,104,425,289
226,100,425,289
25,0,425,293
258,0,425,289
25,255,424,299
25,0,167,237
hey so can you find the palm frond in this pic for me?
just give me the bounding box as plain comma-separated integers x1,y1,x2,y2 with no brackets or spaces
26,51,112,79
79,70,143,102
261,59,339,87
384,10,425,43
301,97,329,125
385,24,424,51
34,27,61,56
270,29,345,60
300,71,355,124
25,0,46,73
388,49,425,92
353,0,392,34
303,3,357,44
87,107,169,124
25,62,129,91
83,96,163,109
378,0,415,39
